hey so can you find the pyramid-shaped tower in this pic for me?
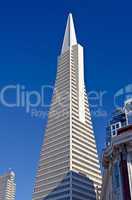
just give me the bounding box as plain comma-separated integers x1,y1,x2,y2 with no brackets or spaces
33,14,102,200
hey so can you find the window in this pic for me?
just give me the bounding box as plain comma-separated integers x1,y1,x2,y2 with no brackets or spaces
116,123,119,128
112,125,115,130
111,122,121,137
112,130,116,136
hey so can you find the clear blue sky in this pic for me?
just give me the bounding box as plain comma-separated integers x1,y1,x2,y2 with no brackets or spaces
0,0,132,199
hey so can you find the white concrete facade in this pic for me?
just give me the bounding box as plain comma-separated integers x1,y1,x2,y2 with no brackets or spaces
0,171,16,200
127,150,132,199
33,13,102,200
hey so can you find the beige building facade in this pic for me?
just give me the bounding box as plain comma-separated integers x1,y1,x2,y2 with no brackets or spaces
33,13,102,200
0,171,16,200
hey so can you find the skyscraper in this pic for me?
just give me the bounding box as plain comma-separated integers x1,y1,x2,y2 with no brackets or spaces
33,13,102,200
0,170,16,200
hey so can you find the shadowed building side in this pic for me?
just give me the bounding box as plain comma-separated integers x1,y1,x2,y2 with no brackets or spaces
44,171,96,200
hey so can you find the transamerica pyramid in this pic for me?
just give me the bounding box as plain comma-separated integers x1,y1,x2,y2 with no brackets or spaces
33,13,102,200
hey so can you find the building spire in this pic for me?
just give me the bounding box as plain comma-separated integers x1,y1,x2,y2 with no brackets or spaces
61,13,77,54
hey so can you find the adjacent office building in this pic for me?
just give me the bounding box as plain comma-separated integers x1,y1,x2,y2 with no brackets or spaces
106,98,132,146
33,13,102,200
101,99,132,200
0,171,16,200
